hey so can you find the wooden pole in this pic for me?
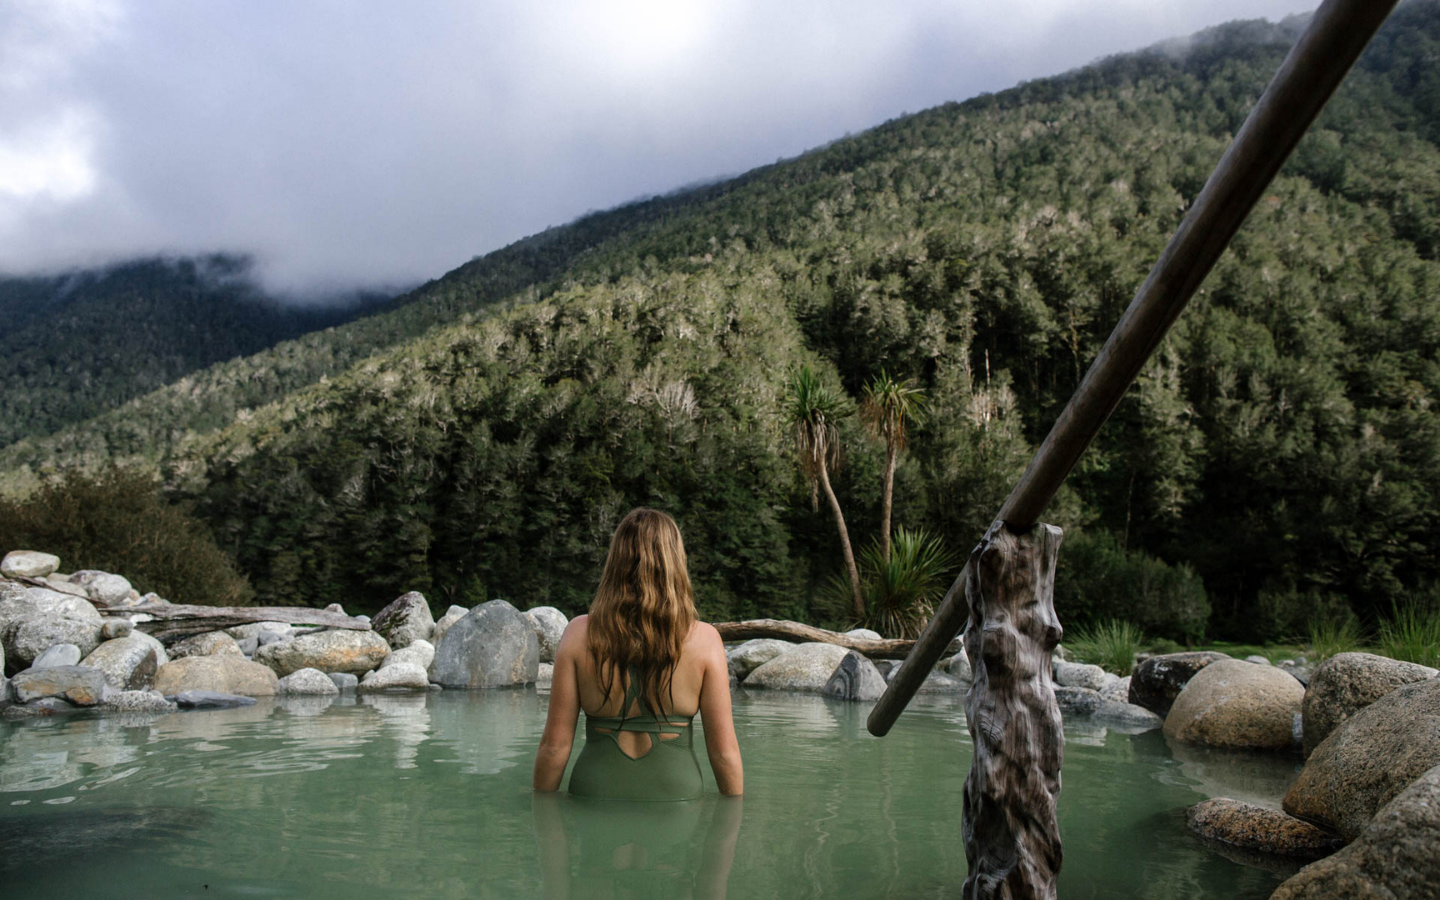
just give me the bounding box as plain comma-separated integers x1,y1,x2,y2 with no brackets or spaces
868,0,1399,739
962,521,1064,900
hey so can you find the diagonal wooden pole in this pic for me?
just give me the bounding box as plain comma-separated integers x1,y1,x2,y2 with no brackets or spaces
869,0,1400,740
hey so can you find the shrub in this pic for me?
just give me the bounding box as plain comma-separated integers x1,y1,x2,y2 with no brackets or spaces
1065,619,1145,676
851,526,955,639
0,467,253,606
1254,587,1354,644
1053,530,1209,644
1377,601,1440,668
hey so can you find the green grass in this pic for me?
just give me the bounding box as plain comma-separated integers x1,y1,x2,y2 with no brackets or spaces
1307,616,1366,663
1066,620,1146,676
1190,641,1305,664
1377,604,1440,667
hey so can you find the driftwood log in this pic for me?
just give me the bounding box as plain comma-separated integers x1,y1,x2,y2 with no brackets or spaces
712,619,960,660
124,604,372,643
962,520,1064,900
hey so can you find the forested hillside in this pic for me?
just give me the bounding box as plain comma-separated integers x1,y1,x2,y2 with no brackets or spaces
0,256,392,447
8,3,1440,640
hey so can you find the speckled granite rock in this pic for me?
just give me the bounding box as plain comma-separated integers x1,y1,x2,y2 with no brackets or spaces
1163,659,1303,751
153,655,279,697
1301,652,1436,757
1186,798,1341,860
1128,651,1230,717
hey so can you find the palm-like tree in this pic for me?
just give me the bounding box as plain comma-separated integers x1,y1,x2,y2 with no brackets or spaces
861,371,926,564
786,365,863,619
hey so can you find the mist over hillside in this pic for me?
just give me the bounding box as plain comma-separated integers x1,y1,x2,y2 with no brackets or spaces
5,3,1439,642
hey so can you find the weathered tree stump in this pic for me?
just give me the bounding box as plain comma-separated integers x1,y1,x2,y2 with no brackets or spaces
962,520,1064,900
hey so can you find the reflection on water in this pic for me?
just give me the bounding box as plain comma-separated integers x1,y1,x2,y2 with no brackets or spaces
0,688,1297,899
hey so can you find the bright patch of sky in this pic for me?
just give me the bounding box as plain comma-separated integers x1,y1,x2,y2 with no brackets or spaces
0,0,1315,294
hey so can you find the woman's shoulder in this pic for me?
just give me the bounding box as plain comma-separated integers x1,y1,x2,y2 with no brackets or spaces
684,620,724,654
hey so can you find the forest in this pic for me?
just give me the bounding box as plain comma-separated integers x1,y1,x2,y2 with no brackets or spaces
2,3,1437,644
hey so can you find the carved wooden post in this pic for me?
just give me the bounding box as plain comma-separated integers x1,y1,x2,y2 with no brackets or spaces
962,520,1064,900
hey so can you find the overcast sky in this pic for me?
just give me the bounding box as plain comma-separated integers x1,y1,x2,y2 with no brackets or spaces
1,0,1315,296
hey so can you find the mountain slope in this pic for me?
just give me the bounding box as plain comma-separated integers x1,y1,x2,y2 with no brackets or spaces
10,3,1440,635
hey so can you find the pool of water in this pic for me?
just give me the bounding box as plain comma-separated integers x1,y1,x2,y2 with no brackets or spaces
0,688,1301,898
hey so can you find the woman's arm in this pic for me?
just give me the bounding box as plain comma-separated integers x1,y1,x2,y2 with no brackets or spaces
533,617,584,791
697,624,743,796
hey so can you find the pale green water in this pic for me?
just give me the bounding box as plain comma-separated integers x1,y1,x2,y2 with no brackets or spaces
0,690,1300,898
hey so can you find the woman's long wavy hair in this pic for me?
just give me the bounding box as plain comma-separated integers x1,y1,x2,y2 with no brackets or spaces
588,508,697,713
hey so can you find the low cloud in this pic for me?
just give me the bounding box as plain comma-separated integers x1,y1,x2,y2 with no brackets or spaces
0,0,1314,295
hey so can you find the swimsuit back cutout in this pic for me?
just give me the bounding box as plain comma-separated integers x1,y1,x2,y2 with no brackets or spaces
568,665,703,801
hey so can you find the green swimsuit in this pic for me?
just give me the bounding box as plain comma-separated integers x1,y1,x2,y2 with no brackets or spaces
568,667,703,801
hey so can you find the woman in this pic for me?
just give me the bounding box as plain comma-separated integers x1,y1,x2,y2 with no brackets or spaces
533,508,744,799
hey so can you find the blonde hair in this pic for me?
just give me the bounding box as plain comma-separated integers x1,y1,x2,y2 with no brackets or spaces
587,508,697,712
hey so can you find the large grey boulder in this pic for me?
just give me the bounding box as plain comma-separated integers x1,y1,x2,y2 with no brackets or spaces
360,662,430,692
80,636,159,689
1,550,60,578
12,665,108,705
431,605,468,646
1093,700,1163,730
1055,685,1103,716
32,643,82,669
1302,651,1436,757
69,570,133,607
823,650,886,701
1273,763,1440,899
842,628,883,642
1284,678,1440,842
1129,650,1231,717
278,667,340,696
524,607,569,663
153,655,279,696
254,629,391,677
1163,658,1304,751
0,584,103,672
380,640,433,671
746,642,851,692
1099,675,1131,703
169,631,244,659
371,591,435,650
1054,660,1108,691
429,599,538,688
726,639,793,680
1186,798,1341,861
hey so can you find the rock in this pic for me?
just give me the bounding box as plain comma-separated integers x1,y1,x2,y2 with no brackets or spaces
328,672,358,692
873,659,896,679
129,629,169,666
3,697,76,718
913,670,965,693
1055,685,1102,716
1100,675,1131,703
371,591,435,650
225,622,295,642
278,667,341,696
32,643,82,669
944,651,972,683
169,690,257,710
360,662,430,692
842,628,883,642
380,639,434,671
169,631,244,659
1128,651,1232,717
823,650,886,701
69,571,133,606
745,642,851,692
101,690,177,713
1163,658,1304,751
1,550,60,578
429,599,538,688
1301,651,1437,757
1284,678,1440,842
431,605,468,647
254,629,391,677
236,636,258,656
726,639,793,680
1186,798,1341,860
40,577,89,599
1053,660,1108,691
256,629,288,647
524,607,568,663
99,618,133,640
1273,763,1440,900
1245,655,1271,666
80,637,159,689
1093,700,1163,730
0,584,103,671
324,603,345,614
537,662,554,687
12,665,108,705
152,655,280,696
1276,661,1312,687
